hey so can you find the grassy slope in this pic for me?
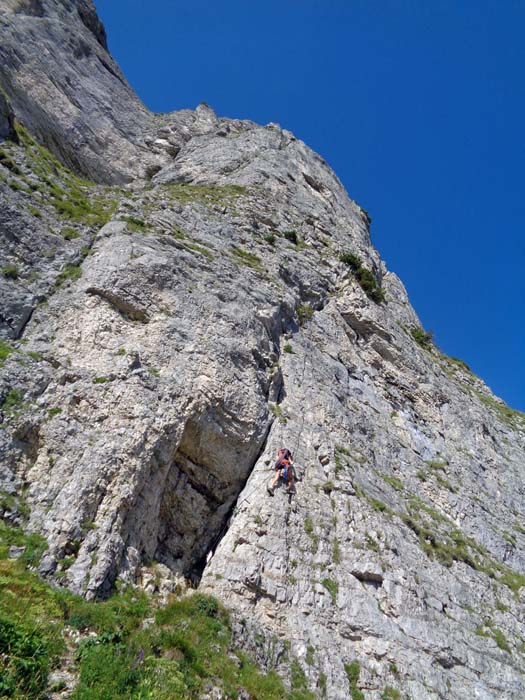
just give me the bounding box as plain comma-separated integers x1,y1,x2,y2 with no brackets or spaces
0,518,314,700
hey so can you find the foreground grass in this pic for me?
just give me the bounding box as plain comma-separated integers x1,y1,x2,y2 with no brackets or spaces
0,519,294,700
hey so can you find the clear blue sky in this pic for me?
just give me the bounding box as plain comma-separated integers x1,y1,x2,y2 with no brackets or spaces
95,0,524,411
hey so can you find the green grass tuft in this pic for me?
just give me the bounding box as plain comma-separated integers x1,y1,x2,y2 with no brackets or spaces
297,303,314,325
54,263,82,288
1,389,25,416
184,240,215,260
344,660,365,700
0,340,14,368
164,183,246,207
61,226,80,240
321,578,339,603
2,264,19,280
231,247,262,270
121,215,147,232
92,376,108,385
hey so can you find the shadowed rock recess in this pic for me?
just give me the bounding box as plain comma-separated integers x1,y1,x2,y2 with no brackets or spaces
1,2,524,698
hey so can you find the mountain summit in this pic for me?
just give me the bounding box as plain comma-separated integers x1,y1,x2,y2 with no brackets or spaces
1,2,524,698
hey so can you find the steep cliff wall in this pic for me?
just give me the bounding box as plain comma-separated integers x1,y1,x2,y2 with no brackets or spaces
1,3,524,699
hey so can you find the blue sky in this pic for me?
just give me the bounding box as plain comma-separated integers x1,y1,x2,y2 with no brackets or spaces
95,0,524,411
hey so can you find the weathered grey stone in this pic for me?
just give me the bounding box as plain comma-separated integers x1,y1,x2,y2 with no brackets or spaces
0,90,17,142
1,2,525,699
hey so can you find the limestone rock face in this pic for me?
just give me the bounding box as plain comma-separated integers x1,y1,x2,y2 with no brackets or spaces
0,0,222,182
1,2,525,699
0,90,17,142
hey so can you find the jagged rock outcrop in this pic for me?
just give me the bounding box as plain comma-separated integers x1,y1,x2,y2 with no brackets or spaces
1,3,525,699
0,0,234,182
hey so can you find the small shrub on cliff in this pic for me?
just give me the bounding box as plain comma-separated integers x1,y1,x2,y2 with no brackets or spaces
290,660,315,700
321,578,339,603
283,229,298,244
297,303,314,325
410,326,433,349
2,264,19,280
339,251,385,303
339,252,361,271
1,388,25,416
355,266,385,303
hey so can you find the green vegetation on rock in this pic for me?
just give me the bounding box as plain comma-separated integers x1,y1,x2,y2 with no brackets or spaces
0,340,14,368
0,518,303,700
1,389,25,417
475,390,525,428
410,326,433,349
163,182,246,207
121,215,147,232
297,303,314,325
321,577,338,603
61,226,80,240
476,620,512,653
339,251,385,303
9,123,117,229
184,240,215,260
269,402,287,424
344,660,365,700
283,230,299,245
54,263,82,289
2,264,19,280
231,246,262,270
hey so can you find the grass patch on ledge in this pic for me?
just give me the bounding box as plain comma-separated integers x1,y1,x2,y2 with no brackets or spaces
164,182,246,207
0,516,299,700
474,390,525,429
11,123,118,229
440,353,472,373
354,483,525,594
184,240,215,260
231,246,262,270
120,215,148,232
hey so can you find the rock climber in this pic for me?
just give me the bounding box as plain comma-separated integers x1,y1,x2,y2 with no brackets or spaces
267,447,294,495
